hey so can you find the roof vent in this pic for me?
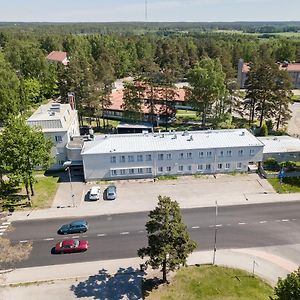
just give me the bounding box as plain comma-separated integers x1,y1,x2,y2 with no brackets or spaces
182,130,189,136
240,131,245,136
172,134,177,139
49,111,55,116
50,103,61,112
187,135,193,141
160,134,165,138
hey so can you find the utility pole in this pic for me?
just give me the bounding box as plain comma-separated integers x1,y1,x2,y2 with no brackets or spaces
212,201,218,265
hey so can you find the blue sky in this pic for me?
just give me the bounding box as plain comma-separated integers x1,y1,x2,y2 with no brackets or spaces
1,0,299,22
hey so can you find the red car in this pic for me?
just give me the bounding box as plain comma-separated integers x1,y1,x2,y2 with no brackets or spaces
55,239,89,254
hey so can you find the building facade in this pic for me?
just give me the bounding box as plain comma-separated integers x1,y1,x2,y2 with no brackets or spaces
81,129,264,181
27,103,80,169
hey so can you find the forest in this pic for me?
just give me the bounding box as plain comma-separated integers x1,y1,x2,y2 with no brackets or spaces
0,21,299,133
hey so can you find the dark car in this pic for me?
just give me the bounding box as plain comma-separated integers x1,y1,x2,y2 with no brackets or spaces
57,220,88,235
106,185,117,200
55,239,89,254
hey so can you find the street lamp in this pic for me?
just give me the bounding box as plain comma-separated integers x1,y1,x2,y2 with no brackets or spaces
212,201,218,265
63,161,75,207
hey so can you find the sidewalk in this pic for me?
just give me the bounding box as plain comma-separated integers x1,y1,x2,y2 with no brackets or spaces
1,245,299,299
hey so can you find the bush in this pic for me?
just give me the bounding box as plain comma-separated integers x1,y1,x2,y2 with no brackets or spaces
263,158,280,171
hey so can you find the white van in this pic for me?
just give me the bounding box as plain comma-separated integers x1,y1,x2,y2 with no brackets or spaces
89,186,100,201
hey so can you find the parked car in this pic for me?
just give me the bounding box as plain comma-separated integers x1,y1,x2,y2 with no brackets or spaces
57,220,88,235
89,186,100,201
106,185,117,200
55,239,89,254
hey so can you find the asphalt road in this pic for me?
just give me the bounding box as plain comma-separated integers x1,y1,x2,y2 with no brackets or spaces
6,201,300,268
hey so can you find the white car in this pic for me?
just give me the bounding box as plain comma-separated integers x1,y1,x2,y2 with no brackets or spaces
89,186,100,201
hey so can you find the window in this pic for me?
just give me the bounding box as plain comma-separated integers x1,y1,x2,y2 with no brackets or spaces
225,163,230,169
129,169,134,174
206,164,211,170
237,162,242,169
110,156,116,163
166,166,171,172
207,151,212,157
55,135,62,142
197,164,203,171
128,155,134,162
178,165,184,172
166,153,172,160
179,153,184,160
158,167,163,172
146,168,152,174
199,152,204,158
137,168,143,174
137,155,143,162
146,154,152,161
217,163,222,169
187,165,192,171
226,150,232,157
220,151,224,157
250,149,255,156
187,152,192,159
238,150,244,156
158,154,164,161
111,170,117,176
120,156,125,163
120,169,126,175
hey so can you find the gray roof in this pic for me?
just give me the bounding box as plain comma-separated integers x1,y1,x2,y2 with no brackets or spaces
258,136,300,153
81,129,264,155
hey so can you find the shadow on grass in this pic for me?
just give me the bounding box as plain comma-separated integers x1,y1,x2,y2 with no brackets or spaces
71,267,145,300
142,276,163,299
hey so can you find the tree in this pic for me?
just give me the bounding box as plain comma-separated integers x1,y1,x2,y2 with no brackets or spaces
273,267,300,300
187,57,227,128
138,196,197,283
0,237,32,270
0,117,53,203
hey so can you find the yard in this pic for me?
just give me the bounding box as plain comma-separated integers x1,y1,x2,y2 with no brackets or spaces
144,265,273,300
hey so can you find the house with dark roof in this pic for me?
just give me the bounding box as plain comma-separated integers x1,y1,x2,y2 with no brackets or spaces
238,58,300,89
47,51,69,66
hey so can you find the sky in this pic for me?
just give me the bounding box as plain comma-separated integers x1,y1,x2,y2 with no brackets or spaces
0,0,299,23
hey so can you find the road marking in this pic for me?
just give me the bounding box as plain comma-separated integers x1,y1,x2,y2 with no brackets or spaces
226,224,232,226
19,240,28,243
0,225,8,229
0,229,7,232
276,220,282,222
282,219,289,222
2,222,10,225
292,219,297,221
72,236,79,239
138,230,144,233
0,233,3,236
238,222,247,225
192,226,199,229
216,224,223,227
259,221,267,224
120,232,129,235
82,235,88,238
97,234,107,237
44,238,54,241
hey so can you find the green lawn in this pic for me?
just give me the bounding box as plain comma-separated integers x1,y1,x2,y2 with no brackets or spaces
268,177,300,193
145,265,273,300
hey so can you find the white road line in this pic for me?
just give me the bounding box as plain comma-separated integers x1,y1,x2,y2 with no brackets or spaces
120,232,129,235
82,235,88,238
282,219,289,222
292,219,297,221
44,238,54,241
138,230,144,233
2,222,10,225
0,229,6,232
0,233,3,236
192,226,199,229
0,225,8,229
19,240,28,243
216,224,223,227
238,222,247,225
259,221,267,224
72,236,79,239
97,234,107,237
276,220,282,222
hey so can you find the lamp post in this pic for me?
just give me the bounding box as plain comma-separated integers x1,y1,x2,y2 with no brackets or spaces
63,161,75,207
212,201,218,265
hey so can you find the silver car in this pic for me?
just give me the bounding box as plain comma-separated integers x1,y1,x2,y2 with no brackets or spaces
106,185,117,200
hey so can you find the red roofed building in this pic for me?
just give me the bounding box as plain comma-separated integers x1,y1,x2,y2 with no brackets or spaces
238,58,300,89
47,51,69,66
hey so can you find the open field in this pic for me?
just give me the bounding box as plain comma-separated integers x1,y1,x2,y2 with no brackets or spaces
145,265,273,300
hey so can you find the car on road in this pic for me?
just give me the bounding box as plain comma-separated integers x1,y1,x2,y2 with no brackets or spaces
89,186,100,201
55,239,89,254
106,185,117,200
57,220,88,235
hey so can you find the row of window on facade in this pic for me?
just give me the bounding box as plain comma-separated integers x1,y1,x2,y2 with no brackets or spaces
110,162,243,176
110,149,255,163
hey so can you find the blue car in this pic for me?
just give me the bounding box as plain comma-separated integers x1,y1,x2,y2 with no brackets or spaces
58,220,89,235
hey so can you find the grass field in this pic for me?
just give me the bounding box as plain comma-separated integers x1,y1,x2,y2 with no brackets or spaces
268,177,300,193
145,265,273,300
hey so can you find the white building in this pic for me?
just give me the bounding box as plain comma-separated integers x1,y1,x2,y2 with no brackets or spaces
258,136,300,162
27,103,80,169
81,129,264,181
